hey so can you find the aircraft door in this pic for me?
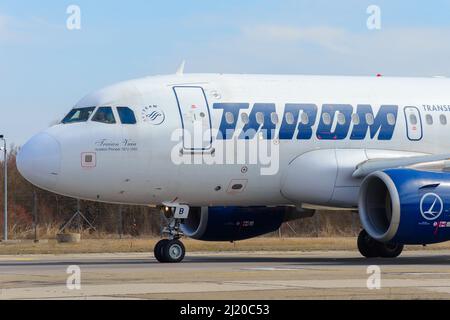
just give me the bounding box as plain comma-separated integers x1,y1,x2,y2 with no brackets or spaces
404,106,423,141
173,86,213,151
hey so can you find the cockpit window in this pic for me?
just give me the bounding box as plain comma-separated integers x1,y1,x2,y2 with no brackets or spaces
117,107,137,124
92,107,116,124
61,107,95,124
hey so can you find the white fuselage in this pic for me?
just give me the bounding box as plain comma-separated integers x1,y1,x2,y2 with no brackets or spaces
17,74,450,208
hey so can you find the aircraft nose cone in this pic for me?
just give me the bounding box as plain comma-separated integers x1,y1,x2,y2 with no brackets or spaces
17,132,61,190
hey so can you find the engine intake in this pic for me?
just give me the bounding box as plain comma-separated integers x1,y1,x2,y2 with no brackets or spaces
359,168,450,245
358,171,400,242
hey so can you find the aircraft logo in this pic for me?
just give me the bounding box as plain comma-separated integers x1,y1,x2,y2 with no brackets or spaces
420,193,444,221
142,105,165,125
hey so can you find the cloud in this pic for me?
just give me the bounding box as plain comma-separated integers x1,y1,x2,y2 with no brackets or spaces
242,25,351,54
0,15,12,40
185,24,450,77
0,14,64,45
0,14,30,43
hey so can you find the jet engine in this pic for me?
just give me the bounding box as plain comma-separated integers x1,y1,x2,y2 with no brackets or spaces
181,206,311,241
359,168,450,245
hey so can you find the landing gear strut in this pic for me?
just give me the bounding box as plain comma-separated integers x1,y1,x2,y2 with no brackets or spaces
154,204,189,263
358,230,404,258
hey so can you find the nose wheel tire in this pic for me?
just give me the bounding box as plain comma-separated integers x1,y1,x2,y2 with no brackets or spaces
154,239,170,262
357,230,404,258
154,239,186,263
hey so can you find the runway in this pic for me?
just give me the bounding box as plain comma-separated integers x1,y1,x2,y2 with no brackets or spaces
2,250,450,299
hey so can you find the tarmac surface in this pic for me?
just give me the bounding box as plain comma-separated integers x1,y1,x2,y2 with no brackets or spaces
1,250,450,300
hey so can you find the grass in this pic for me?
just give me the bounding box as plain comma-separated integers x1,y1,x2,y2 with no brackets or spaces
1,237,450,255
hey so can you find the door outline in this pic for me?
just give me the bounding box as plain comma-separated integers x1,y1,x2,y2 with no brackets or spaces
173,86,213,151
404,106,423,141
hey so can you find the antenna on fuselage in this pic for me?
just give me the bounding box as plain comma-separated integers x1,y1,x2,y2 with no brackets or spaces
176,60,186,76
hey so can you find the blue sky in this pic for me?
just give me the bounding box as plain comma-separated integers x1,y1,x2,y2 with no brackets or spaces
2,0,450,145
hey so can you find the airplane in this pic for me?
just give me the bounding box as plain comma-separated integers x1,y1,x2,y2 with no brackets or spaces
16,70,450,263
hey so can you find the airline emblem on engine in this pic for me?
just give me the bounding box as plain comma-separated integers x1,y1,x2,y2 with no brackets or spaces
420,193,444,221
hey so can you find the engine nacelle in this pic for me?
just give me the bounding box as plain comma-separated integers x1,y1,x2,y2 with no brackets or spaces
181,206,310,242
359,168,450,245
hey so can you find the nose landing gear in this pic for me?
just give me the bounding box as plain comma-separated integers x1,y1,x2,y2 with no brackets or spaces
154,204,189,263
357,230,404,258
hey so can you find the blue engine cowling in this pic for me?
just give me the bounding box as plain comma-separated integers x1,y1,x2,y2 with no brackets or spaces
359,168,450,245
180,206,304,241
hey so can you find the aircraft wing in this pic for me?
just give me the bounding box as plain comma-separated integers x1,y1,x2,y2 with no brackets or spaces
352,153,450,178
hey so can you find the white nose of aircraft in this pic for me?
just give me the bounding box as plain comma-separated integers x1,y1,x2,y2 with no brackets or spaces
17,132,61,190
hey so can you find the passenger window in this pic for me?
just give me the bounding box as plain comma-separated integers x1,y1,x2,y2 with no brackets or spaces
300,112,309,125
337,112,346,125
352,114,360,125
440,114,447,125
365,114,375,126
426,114,433,125
241,113,249,124
322,113,331,125
285,112,295,125
225,112,234,125
117,107,137,124
410,114,418,125
256,112,264,125
387,113,396,126
271,112,279,125
92,107,116,124
62,107,95,124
